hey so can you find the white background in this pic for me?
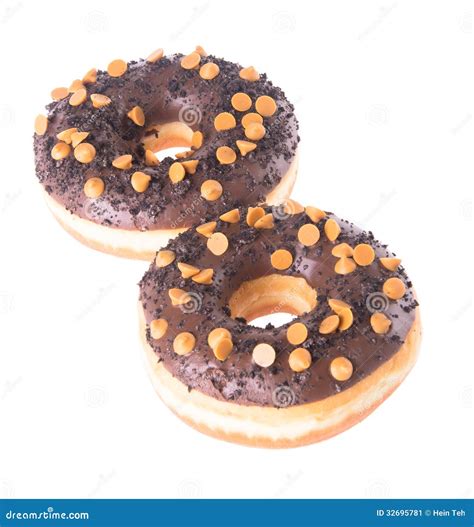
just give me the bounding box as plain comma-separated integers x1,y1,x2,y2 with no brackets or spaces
0,0,472,499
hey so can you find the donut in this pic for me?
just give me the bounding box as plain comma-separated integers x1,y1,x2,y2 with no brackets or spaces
33,46,299,260
138,202,421,448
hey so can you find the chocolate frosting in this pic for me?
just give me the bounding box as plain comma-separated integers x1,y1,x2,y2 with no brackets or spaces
33,53,299,230
138,206,418,407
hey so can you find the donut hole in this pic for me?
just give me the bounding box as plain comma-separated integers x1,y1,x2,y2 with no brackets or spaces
142,121,194,161
228,275,317,328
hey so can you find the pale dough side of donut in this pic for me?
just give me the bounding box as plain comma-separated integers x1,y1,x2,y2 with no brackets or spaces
138,303,422,448
42,152,298,261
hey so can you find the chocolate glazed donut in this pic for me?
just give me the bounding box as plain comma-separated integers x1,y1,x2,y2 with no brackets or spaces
33,47,299,260
138,202,421,448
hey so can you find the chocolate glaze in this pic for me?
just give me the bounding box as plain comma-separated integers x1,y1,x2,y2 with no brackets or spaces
138,206,418,407
33,54,299,230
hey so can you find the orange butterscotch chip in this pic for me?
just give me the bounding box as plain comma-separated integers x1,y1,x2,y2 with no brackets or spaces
334,257,357,275
236,140,256,156
254,213,274,229
244,122,266,141
90,93,111,108
219,208,240,223
297,224,320,246
71,131,89,148
107,59,127,77
195,45,207,56
256,95,277,117
199,62,220,80
145,149,159,167
127,106,145,126
149,318,168,340
271,249,293,270
69,79,84,93
175,150,193,159
112,154,132,170
208,327,231,349
383,277,406,300
34,114,48,136
83,177,104,198
214,112,236,131
192,268,214,285
168,288,190,306
289,347,312,373
191,131,203,149
74,143,96,164
324,218,341,241
201,179,223,201
353,244,375,266
207,232,229,256
131,171,151,193
57,127,78,144
241,112,263,128
155,250,175,267
380,257,401,271
371,312,392,334
173,332,195,356
146,48,164,63
177,262,200,279
69,88,87,107
337,307,353,331
287,322,308,345
196,221,217,237
319,314,340,334
181,51,201,70
216,146,237,164
82,68,97,84
332,243,353,258
239,66,260,82
305,206,326,223
330,357,353,381
231,92,252,112
51,142,71,160
328,298,351,314
246,206,265,227
51,87,68,101
181,160,199,174
252,343,276,368
169,162,186,183
213,338,233,361
283,199,305,215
